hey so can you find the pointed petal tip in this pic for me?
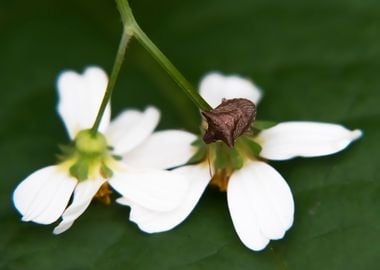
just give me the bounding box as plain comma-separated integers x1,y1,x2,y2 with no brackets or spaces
258,122,364,160
52,178,105,235
53,222,73,235
351,129,363,141
21,216,30,222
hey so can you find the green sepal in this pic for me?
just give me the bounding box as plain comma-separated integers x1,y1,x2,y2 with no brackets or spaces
214,143,229,169
230,148,244,170
69,159,90,181
252,120,277,131
56,153,69,162
112,154,123,161
58,144,75,154
241,137,262,156
56,144,75,161
100,163,114,178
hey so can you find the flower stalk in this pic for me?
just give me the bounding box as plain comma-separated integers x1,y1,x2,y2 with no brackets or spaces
115,0,212,111
91,30,132,134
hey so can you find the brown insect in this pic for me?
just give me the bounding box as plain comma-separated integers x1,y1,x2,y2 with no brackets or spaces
202,98,256,147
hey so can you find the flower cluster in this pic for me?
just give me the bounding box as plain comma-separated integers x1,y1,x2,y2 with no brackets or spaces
13,67,361,252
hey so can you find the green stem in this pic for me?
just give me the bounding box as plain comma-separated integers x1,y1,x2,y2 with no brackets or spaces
116,0,212,111
91,30,132,134
133,26,212,111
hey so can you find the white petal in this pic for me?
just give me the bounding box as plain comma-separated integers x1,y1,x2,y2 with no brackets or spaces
57,66,110,139
105,107,160,155
199,72,262,108
13,166,77,225
117,164,210,233
123,130,197,170
109,166,189,211
256,121,363,160
53,178,105,234
227,161,294,251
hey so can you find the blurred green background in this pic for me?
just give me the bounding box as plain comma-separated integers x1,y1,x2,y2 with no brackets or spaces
0,0,379,269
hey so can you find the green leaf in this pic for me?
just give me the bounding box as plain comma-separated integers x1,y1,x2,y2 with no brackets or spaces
1,0,378,269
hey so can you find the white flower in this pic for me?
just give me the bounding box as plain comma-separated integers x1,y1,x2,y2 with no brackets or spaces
13,66,191,234
118,72,362,251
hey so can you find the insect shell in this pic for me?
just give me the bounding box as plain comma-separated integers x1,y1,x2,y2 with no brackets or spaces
202,98,256,147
